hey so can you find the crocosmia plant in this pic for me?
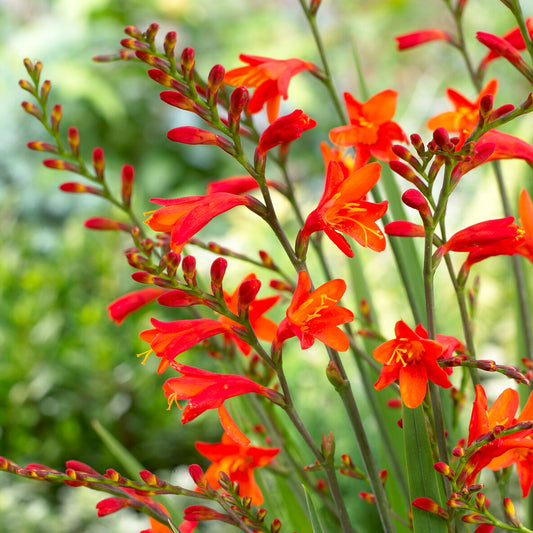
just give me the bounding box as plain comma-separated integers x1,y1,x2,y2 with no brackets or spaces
7,0,533,532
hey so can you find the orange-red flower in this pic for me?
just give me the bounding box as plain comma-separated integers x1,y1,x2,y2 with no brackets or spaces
139,318,229,374
144,194,253,253
224,55,318,122
329,90,407,167
517,189,533,262
479,18,533,70
163,361,281,445
373,320,452,408
441,216,525,272
274,270,353,352
108,288,167,325
427,79,498,139
256,109,316,156
300,161,388,256
195,431,280,505
427,79,533,162
217,273,280,355
465,385,533,493
395,29,456,50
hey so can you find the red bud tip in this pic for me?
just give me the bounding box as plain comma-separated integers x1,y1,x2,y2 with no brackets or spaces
229,86,250,125
188,464,207,488
385,220,425,238
67,126,80,155
270,518,282,533
389,160,418,183
181,47,195,77
40,79,51,102
84,217,131,232
259,250,274,268
164,31,177,58
238,278,261,314
210,257,227,294
160,90,196,111
92,147,105,180
121,164,134,207
207,64,226,96
50,104,62,131
182,255,197,286
26,141,56,152
21,101,42,119
59,182,103,195
432,127,450,148
359,491,376,505
124,25,143,38
43,159,80,172
386,398,402,409
144,22,159,43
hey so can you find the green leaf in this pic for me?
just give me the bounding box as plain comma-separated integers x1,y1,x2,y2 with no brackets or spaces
402,405,448,533
302,484,326,533
91,419,144,478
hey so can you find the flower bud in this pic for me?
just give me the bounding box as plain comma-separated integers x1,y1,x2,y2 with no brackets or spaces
210,257,227,297
402,189,432,222
391,144,423,172
229,86,250,127
385,221,425,238
409,134,425,156
92,147,105,180
326,360,347,390
120,164,134,207
21,101,42,120
67,126,80,156
43,159,80,172
182,255,197,287
59,182,103,195
181,47,195,79
321,431,335,462
40,79,51,103
359,492,376,505
504,497,520,527
164,31,177,58
144,22,159,43
207,64,225,105
238,278,261,317
412,497,449,520
270,518,282,533
84,217,131,232
27,141,58,153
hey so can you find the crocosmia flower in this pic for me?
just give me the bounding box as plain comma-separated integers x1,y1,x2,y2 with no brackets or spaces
373,320,452,408
300,161,388,256
196,431,280,505
224,55,318,122
395,29,456,50
218,273,280,355
427,79,533,163
517,189,533,262
144,193,253,253
465,384,533,493
274,270,354,352
329,90,407,167
163,361,281,445
108,287,167,325
256,109,316,156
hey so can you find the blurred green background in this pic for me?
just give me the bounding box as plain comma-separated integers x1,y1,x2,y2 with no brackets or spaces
1,0,533,531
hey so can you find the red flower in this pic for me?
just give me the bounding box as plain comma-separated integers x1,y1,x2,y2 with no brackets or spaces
256,109,316,156
479,18,533,69
274,270,354,352
195,431,280,505
427,79,533,163
224,55,318,122
139,318,229,374
395,29,456,50
441,216,525,271
464,385,533,492
373,320,452,408
218,273,280,355
517,189,533,262
163,362,281,445
329,90,407,167
300,161,388,256
108,288,167,325
144,193,253,253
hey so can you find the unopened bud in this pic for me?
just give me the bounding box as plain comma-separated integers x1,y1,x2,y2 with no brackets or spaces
21,101,42,120
188,464,206,489
181,47,195,79
43,159,80,172
434,462,455,480
59,182,103,195
92,147,105,180
50,104,62,132
379,469,388,485
359,492,376,505
182,255,197,287
270,518,281,533
144,22,159,44
210,257,227,297
67,126,80,156
321,431,335,462
412,497,449,520
504,497,520,527
164,31,177,58
402,189,432,221
84,217,131,231
229,86,250,127
409,134,425,156
40,79,51,103
121,164,134,207
326,360,347,390
238,278,261,317
207,64,225,104
479,94,493,122
427,154,445,182
432,127,450,148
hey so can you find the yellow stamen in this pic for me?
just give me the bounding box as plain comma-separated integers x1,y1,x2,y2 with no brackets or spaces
137,348,153,365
